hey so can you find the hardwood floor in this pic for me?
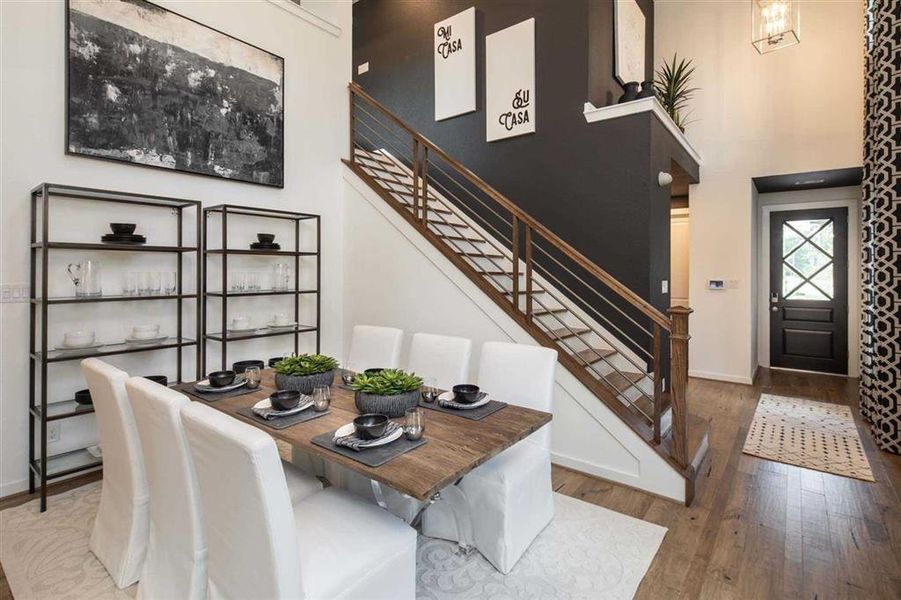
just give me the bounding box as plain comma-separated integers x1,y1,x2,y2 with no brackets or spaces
2,369,899,599
552,368,901,599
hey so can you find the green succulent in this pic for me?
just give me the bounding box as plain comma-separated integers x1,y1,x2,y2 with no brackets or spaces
350,368,423,395
274,354,339,376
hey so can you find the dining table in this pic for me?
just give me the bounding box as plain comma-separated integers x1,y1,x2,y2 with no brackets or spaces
176,369,552,509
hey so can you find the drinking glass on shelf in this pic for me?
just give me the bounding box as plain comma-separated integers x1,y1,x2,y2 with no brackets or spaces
421,377,439,403
404,407,424,440
138,272,152,296
312,385,330,412
231,271,246,292
163,272,177,295
244,366,262,390
123,272,138,296
248,272,260,291
149,272,161,295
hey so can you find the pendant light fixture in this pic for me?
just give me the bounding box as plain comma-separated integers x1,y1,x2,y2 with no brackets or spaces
752,0,801,54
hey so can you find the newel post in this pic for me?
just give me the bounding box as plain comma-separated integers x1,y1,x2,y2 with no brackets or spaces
668,306,692,469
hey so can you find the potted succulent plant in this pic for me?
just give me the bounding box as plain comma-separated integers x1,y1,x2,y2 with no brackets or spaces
274,354,339,394
350,368,423,417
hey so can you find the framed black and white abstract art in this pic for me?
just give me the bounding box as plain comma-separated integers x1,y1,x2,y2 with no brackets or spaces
66,0,285,187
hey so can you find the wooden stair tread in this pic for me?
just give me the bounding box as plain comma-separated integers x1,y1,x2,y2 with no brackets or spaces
602,370,645,393
503,289,545,296
395,198,453,215
459,250,504,258
546,326,590,340
533,306,568,317
573,347,616,366
437,233,487,243
477,269,512,276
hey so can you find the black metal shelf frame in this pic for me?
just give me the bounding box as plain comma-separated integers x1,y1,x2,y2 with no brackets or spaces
202,204,321,372
29,183,202,512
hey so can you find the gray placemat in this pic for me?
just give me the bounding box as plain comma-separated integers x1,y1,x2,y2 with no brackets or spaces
174,381,260,403
419,399,508,421
311,430,427,467
236,406,331,430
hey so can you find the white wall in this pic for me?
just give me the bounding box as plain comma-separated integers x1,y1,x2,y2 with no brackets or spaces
655,1,864,383
0,0,351,496
670,207,690,307
342,170,687,501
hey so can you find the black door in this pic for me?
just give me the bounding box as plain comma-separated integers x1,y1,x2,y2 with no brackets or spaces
770,207,848,374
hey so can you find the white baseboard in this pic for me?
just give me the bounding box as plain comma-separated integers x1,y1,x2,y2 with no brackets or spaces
0,478,28,499
552,452,684,503
689,369,754,385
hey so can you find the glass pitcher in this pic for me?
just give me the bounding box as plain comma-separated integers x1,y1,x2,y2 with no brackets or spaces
67,260,102,297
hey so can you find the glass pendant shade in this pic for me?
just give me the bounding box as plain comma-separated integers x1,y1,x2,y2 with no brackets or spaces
752,0,800,54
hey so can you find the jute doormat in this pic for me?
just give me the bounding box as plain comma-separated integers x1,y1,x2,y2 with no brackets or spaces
743,394,875,481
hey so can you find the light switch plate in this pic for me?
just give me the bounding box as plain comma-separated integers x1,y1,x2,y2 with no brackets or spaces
357,62,369,75
661,280,669,294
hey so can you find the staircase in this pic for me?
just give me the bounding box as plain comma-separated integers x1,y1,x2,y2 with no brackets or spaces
344,82,709,504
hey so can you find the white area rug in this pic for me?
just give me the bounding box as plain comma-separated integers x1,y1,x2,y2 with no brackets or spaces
1,482,666,600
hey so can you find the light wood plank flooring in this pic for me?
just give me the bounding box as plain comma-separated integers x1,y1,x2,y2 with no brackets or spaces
2,368,899,599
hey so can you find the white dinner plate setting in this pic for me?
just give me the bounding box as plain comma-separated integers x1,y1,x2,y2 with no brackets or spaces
54,341,105,352
193,376,247,393
266,321,297,329
333,422,404,448
252,397,313,418
438,390,491,409
124,334,169,345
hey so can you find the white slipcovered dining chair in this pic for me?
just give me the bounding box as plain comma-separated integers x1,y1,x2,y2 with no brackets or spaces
423,341,558,574
345,325,404,372
81,358,148,588
181,401,417,600
407,332,473,390
125,377,207,600
326,332,473,522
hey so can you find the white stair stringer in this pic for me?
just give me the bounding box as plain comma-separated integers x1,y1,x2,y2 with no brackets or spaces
342,161,687,503
352,148,668,427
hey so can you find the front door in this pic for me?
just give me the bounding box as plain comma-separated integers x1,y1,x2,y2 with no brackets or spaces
770,207,848,374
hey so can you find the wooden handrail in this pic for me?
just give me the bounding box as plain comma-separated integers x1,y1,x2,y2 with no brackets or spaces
349,81,671,331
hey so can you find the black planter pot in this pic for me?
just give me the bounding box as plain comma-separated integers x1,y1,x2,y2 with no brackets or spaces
354,390,420,418
638,80,656,99
275,370,335,395
618,81,641,103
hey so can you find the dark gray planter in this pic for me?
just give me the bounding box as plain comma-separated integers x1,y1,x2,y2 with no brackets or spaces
275,370,335,395
354,389,420,417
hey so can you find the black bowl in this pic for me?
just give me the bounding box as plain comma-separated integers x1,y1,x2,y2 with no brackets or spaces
354,414,389,440
74,389,92,405
269,356,287,368
144,375,168,386
257,233,275,244
452,384,481,404
232,360,264,374
110,222,137,235
270,390,301,411
363,368,386,376
208,370,236,388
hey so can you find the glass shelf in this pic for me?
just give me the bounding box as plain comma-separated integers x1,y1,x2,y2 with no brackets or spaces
31,400,95,421
206,289,317,298
205,249,317,256
205,325,317,342
33,293,197,305
30,448,102,479
33,242,197,253
33,337,196,363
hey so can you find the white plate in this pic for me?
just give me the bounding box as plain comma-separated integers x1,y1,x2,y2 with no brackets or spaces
125,335,168,344
194,376,247,393
227,326,258,334
86,445,102,459
438,390,491,409
253,397,312,417
55,341,104,351
267,321,297,329
334,422,404,447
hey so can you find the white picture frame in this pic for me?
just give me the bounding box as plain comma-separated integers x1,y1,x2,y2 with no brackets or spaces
614,0,646,85
434,7,476,121
485,18,535,142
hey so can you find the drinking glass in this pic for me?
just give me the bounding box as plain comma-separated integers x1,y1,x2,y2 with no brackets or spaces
404,407,424,440
231,271,246,292
149,272,161,295
421,377,439,403
163,272,177,295
138,272,152,296
341,352,355,386
244,366,262,390
312,385,330,412
248,272,260,291
123,272,138,296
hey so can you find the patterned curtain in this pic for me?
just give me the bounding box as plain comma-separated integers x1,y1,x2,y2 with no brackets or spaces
860,1,901,454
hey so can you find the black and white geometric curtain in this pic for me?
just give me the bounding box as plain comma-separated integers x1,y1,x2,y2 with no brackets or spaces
860,1,901,454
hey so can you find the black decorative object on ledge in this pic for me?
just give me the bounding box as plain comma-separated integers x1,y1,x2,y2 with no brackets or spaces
617,81,640,104
29,183,201,512
638,80,656,99
66,0,285,187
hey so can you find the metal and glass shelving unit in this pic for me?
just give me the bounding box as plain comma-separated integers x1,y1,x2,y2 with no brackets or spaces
29,183,201,511
202,204,320,372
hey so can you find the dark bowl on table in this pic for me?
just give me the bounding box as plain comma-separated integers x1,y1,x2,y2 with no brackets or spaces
269,356,287,368
208,370,236,388
144,375,168,386
257,233,275,244
232,360,264,374
74,389,92,405
110,222,137,235
452,384,481,404
270,390,301,411
363,368,386,376
353,414,389,440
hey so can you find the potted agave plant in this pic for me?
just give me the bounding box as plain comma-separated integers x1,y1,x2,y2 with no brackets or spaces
350,368,423,418
274,354,339,394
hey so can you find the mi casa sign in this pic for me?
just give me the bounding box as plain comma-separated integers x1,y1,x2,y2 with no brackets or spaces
434,7,476,121
486,18,535,141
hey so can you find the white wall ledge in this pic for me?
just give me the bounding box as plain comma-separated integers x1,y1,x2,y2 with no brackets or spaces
265,0,342,37
583,98,703,166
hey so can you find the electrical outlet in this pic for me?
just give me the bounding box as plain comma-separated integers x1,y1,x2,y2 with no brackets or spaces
48,423,61,443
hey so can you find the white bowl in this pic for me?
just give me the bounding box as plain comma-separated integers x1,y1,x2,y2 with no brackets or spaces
63,331,95,347
131,325,160,340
